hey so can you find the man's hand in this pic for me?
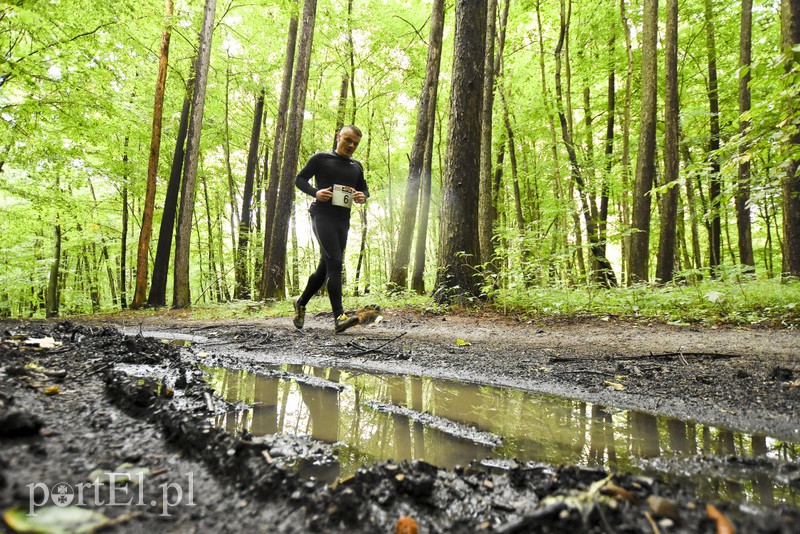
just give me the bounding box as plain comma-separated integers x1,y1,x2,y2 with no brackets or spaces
353,191,366,204
316,187,333,202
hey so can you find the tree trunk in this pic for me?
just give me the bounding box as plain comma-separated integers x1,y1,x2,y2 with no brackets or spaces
223,60,239,256
619,0,634,281
411,93,438,294
536,0,569,281
627,0,658,284
120,138,130,309
736,0,755,272
260,0,299,299
263,0,318,300
782,0,800,277
601,35,615,263
434,0,487,302
656,0,680,284
389,0,445,291
46,223,61,318
500,87,523,231
554,1,616,287
173,0,217,309
148,69,195,307
705,0,723,277
478,0,499,267
234,91,264,299
132,0,173,309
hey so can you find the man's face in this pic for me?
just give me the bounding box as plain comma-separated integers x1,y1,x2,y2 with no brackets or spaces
335,128,361,158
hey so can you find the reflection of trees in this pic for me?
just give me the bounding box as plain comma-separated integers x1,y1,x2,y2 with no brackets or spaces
752,435,774,506
297,379,339,443
410,378,425,459
250,375,279,436
630,413,660,458
388,376,411,461
667,420,691,455
589,405,617,467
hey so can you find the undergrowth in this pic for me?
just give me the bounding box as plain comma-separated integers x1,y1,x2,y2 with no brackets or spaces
78,278,799,329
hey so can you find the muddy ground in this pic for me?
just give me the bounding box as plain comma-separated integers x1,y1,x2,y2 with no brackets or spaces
0,308,799,533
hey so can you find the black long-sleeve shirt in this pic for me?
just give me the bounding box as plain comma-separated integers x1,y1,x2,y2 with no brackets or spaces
295,151,369,219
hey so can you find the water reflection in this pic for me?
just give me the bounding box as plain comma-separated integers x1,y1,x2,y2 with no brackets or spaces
203,364,799,507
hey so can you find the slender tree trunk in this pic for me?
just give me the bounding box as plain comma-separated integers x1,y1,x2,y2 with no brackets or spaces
132,0,173,309
656,0,680,284
555,1,616,287
264,0,318,299
737,0,755,272
223,60,239,255
260,0,300,299
601,36,615,262
536,0,568,281
173,0,217,308
148,69,195,307
389,0,445,291
782,0,800,277
500,87,524,231
411,93,438,294
46,223,61,318
355,107,375,294
620,0,634,281
685,175,704,273
627,0,658,284
478,0,499,266
434,0,487,302
120,139,130,309
705,0,722,276
235,91,264,299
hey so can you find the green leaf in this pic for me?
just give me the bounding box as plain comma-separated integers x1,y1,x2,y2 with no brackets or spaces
455,338,471,347
3,506,111,534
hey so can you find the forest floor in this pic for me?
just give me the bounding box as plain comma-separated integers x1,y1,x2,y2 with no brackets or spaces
1,308,799,533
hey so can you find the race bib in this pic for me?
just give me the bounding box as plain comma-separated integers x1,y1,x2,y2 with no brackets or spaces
331,184,354,208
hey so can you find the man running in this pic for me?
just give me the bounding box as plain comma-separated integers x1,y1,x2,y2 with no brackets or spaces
292,125,369,333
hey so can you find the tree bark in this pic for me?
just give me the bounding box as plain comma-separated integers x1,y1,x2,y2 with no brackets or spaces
120,138,130,309
656,0,680,284
45,223,61,318
736,0,755,272
173,0,217,309
389,0,445,291
478,0,499,267
263,0,317,300
260,0,300,299
627,0,658,284
148,68,195,307
782,0,800,277
619,0,634,280
234,91,264,299
554,1,616,287
434,0,487,302
411,91,439,294
223,60,239,257
705,0,722,277
132,0,173,309
536,0,568,281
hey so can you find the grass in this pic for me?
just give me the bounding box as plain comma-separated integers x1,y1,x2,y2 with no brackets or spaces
56,278,800,329
492,277,800,327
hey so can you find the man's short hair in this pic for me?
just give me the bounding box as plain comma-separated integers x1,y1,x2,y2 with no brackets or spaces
341,125,362,137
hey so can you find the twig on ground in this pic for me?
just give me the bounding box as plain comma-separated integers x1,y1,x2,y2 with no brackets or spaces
341,332,407,358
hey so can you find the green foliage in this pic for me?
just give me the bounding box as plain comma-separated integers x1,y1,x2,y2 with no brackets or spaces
0,0,797,324
491,278,800,327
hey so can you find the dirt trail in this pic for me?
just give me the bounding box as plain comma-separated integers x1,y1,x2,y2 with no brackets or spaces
1,312,798,533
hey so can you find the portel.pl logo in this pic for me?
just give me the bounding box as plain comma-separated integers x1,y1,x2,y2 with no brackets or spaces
27,472,195,516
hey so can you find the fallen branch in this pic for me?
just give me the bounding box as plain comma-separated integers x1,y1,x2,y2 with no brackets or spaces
341,332,407,358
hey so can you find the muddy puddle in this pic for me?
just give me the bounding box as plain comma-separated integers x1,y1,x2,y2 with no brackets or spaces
201,363,800,509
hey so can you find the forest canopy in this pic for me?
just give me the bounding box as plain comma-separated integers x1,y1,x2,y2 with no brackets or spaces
1,0,799,319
